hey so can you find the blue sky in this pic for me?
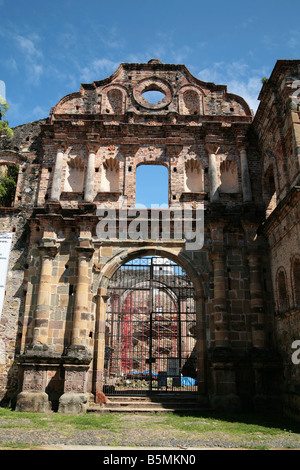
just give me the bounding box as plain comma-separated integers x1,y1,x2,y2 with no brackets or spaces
0,0,299,205
1,0,299,128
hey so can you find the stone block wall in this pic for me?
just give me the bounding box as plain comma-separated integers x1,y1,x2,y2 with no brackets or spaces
1,59,297,415
0,120,45,404
253,60,300,419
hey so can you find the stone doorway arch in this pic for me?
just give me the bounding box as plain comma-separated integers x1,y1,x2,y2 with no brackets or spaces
92,246,207,402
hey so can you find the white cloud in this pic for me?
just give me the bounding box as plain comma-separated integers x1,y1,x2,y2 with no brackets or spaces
3,98,21,125
0,80,6,100
15,34,43,58
29,64,44,85
5,57,18,72
126,53,150,64
287,30,300,49
171,45,193,64
12,33,44,85
261,34,278,50
197,60,266,113
226,77,262,113
80,58,119,83
32,105,48,119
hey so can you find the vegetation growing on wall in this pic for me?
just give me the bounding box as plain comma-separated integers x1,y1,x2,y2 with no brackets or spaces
0,165,18,207
0,95,13,137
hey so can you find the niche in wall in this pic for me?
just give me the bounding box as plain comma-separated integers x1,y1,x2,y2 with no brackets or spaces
219,160,239,193
184,159,203,192
101,158,120,192
64,156,85,192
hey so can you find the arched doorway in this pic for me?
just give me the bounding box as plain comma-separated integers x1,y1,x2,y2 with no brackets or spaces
102,255,199,395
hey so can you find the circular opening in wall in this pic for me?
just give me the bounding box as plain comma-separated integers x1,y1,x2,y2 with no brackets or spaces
134,78,172,109
142,90,166,104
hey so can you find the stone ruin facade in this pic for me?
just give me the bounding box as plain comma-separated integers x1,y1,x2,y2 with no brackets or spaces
0,58,299,417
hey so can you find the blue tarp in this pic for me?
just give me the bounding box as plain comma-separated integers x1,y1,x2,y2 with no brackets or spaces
181,376,197,386
132,370,158,376
130,371,197,385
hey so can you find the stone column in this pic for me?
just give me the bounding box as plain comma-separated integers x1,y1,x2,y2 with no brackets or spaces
16,221,61,414
211,250,229,348
84,147,96,202
209,225,241,412
32,243,57,347
16,237,58,414
242,221,264,348
15,365,51,413
195,295,207,401
50,145,65,201
239,146,252,203
71,245,95,349
59,228,94,414
206,144,219,202
58,364,90,414
247,252,265,349
93,289,109,401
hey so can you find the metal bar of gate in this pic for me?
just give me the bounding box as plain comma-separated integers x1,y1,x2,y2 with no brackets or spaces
149,258,153,392
104,256,198,395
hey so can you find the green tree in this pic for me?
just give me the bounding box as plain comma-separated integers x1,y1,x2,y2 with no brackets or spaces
0,94,13,137
0,164,19,206
261,77,269,85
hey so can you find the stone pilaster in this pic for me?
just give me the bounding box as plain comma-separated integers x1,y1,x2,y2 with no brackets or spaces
32,243,57,346
238,146,252,203
209,222,228,348
58,364,90,414
195,294,208,402
59,224,94,412
15,364,51,413
211,250,229,348
165,144,183,204
70,245,94,349
84,145,96,202
206,143,220,203
247,252,265,349
50,144,65,201
15,224,60,413
241,220,265,349
209,224,240,412
120,144,139,206
93,289,109,400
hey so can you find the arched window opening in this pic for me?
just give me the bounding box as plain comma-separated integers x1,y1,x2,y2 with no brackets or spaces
277,269,289,314
142,90,166,104
0,164,19,207
292,257,300,307
103,255,197,395
136,164,168,208
107,88,123,114
182,90,200,115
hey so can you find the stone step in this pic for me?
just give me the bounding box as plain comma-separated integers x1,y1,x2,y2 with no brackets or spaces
100,401,199,409
88,394,207,413
88,407,201,413
106,396,198,403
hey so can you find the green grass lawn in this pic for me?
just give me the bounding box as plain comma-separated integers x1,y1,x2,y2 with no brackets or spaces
0,407,300,450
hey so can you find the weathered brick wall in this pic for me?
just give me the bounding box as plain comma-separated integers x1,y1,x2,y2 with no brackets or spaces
253,60,300,418
0,120,44,403
254,61,300,204
0,60,294,413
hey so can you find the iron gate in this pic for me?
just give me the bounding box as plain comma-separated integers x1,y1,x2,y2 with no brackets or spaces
104,256,198,395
